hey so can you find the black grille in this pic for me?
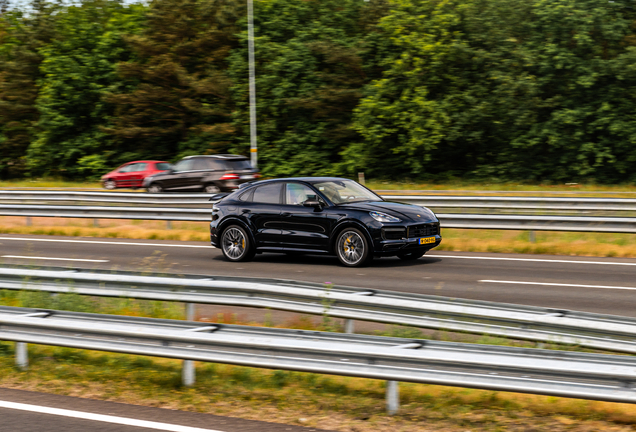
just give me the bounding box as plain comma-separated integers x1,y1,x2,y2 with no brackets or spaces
408,224,438,238
382,227,406,240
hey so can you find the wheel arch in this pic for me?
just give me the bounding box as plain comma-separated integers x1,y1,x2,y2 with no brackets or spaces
329,220,374,255
217,216,256,246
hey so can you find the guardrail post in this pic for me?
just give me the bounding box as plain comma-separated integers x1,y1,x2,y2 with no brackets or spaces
93,218,99,228
166,220,172,230
386,380,399,415
345,319,355,334
25,216,32,226
15,342,28,369
529,230,536,243
182,302,196,386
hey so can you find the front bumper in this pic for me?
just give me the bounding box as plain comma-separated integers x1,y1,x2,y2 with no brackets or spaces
373,234,442,256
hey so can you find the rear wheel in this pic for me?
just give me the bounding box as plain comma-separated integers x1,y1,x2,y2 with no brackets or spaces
147,183,163,193
103,179,117,190
397,250,426,261
221,225,255,262
335,228,372,267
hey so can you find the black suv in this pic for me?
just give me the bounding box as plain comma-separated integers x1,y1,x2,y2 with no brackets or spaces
143,154,259,193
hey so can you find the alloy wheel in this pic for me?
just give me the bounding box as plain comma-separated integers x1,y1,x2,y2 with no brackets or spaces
104,180,116,190
222,227,247,260
147,184,162,193
337,230,365,266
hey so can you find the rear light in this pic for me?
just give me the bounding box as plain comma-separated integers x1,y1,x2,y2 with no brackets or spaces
253,173,261,178
220,173,240,180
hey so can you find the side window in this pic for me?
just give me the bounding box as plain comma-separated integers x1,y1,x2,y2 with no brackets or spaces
208,159,224,170
118,164,134,173
133,163,147,172
173,159,193,172
285,183,317,205
192,159,209,170
238,189,254,202
155,162,172,171
252,183,282,204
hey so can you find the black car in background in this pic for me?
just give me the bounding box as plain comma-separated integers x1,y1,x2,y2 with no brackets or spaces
143,154,259,193
210,177,441,267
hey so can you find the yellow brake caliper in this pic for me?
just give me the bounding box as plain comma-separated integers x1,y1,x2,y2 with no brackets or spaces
344,236,352,253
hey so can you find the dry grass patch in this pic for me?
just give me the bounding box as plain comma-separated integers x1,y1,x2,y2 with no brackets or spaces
0,343,635,432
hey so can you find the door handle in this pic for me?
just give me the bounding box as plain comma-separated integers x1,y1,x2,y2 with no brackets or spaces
241,209,251,214
281,212,291,217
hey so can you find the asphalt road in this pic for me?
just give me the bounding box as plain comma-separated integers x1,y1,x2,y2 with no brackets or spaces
0,388,330,432
0,234,635,316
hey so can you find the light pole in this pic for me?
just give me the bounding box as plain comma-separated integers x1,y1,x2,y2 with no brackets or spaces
247,0,258,169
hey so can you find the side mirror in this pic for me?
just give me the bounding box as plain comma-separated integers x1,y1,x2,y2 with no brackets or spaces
303,200,323,210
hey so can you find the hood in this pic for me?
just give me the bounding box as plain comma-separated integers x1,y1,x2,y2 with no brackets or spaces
338,200,437,222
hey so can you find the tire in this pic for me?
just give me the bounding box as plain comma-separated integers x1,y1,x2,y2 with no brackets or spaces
335,228,372,267
103,179,117,190
397,250,426,261
204,184,221,194
147,183,163,193
220,225,255,262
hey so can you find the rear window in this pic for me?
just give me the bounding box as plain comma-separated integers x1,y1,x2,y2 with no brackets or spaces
155,163,171,170
221,159,252,170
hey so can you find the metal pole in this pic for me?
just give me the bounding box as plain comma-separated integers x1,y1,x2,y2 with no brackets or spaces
93,218,99,228
25,216,32,226
529,230,536,243
166,220,172,230
344,319,355,334
182,303,196,386
386,380,399,414
16,342,28,369
247,0,258,169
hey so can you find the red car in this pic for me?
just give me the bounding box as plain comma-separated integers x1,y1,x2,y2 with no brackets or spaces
101,160,172,190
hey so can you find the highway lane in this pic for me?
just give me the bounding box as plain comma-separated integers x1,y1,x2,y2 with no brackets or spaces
0,234,635,316
0,388,330,432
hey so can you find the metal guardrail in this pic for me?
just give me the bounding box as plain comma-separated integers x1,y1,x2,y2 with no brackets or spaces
1,203,635,232
3,305,636,404
3,190,636,212
3,265,636,353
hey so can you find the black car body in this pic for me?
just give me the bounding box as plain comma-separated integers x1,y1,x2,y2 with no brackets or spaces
210,177,441,266
143,154,259,193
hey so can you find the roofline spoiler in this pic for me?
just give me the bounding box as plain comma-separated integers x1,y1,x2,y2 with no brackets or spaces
209,193,231,201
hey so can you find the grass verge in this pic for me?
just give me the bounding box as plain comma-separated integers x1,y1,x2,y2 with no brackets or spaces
2,217,636,258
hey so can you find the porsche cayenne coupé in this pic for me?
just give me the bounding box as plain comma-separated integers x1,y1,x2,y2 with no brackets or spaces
210,178,441,267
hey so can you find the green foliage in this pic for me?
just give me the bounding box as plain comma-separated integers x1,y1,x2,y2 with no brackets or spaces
103,0,243,162
229,0,390,177
27,0,146,179
0,0,59,178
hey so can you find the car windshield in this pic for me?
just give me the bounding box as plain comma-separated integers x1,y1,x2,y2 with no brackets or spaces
312,180,382,204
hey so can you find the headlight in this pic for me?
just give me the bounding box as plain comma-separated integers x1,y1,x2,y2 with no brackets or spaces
369,211,401,223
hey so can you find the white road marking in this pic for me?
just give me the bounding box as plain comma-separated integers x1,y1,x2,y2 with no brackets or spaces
480,279,636,291
0,400,226,432
0,237,212,248
1,255,109,263
431,254,636,267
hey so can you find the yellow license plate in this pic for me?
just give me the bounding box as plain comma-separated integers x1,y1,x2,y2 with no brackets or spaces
420,237,436,245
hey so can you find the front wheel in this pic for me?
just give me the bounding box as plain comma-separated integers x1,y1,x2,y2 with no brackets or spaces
147,183,163,193
103,179,117,190
335,228,372,267
397,250,426,261
221,225,255,262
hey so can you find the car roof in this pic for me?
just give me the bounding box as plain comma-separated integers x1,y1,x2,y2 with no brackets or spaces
124,160,169,164
242,177,353,187
183,154,247,160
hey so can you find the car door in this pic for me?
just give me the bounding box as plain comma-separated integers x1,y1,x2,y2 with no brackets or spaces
241,182,283,249
164,159,194,190
115,163,137,188
185,158,211,190
279,182,330,252
129,162,147,188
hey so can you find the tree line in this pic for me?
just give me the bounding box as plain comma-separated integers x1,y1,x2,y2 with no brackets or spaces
1,0,636,183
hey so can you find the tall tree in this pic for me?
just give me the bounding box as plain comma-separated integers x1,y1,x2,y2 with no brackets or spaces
228,0,391,177
0,0,58,178
26,0,146,179
103,0,243,162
